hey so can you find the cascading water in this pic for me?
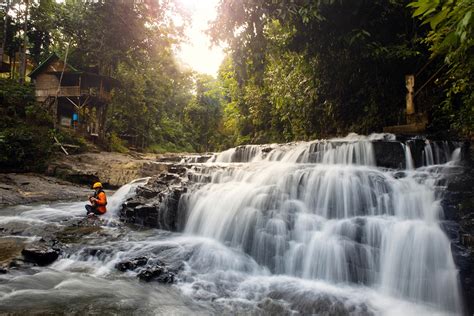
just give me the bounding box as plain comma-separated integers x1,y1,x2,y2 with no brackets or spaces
0,134,465,315
179,133,463,314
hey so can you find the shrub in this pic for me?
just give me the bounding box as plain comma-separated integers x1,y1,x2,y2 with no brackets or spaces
0,125,53,172
0,79,54,172
146,142,194,154
55,129,89,153
108,132,129,153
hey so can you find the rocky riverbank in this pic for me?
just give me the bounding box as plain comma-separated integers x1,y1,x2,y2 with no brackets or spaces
0,214,176,284
0,151,202,207
0,200,211,315
0,173,91,207
46,151,171,188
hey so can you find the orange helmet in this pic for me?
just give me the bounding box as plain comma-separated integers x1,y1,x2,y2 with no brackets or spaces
92,182,103,189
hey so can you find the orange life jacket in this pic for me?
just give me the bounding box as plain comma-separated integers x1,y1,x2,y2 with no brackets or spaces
94,190,107,214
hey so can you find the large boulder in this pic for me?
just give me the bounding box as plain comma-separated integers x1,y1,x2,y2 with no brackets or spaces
120,167,189,230
21,242,60,266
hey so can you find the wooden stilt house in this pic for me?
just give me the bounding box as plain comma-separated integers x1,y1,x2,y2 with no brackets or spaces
28,53,118,140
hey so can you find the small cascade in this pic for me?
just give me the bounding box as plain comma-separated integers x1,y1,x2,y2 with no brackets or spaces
403,142,415,170
105,177,149,218
422,140,462,166
208,145,264,163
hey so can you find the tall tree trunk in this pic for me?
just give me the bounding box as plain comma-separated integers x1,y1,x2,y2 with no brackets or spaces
1,0,10,64
19,0,28,84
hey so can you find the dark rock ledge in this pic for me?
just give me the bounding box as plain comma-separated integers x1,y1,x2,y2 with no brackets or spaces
115,255,176,284
120,166,190,231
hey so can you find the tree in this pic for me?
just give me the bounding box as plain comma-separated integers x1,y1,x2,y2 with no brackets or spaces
184,74,225,151
409,0,473,136
210,0,439,141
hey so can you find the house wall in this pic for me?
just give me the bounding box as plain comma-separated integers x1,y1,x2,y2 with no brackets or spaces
34,73,60,102
31,57,113,140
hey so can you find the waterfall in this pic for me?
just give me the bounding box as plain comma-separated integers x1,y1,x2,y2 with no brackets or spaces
181,134,463,313
403,142,415,170
0,134,465,315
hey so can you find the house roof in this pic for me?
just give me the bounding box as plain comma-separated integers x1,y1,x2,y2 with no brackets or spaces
28,53,119,86
28,53,79,78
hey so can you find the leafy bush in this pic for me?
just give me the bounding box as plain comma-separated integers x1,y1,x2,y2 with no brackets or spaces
0,79,54,172
55,129,89,153
107,132,129,153
0,125,53,172
146,142,194,154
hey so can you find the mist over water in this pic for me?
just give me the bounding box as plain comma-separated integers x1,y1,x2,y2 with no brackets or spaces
0,134,464,315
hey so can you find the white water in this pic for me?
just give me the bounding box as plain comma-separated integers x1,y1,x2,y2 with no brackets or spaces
181,134,463,314
0,134,464,315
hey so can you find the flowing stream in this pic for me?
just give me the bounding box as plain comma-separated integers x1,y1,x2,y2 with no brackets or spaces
0,134,465,315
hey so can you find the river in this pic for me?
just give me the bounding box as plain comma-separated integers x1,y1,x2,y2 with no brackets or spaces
0,133,466,315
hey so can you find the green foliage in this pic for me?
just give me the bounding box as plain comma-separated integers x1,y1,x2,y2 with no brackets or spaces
184,74,225,151
211,0,433,142
0,79,53,171
0,125,53,172
0,80,36,126
54,129,88,153
107,132,129,154
147,142,194,154
3,0,470,160
107,54,195,151
409,0,473,136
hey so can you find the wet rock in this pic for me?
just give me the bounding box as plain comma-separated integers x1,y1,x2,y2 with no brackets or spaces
256,298,291,315
137,265,175,283
115,256,176,284
0,266,8,274
372,141,406,169
47,152,170,188
134,186,161,199
120,172,188,230
21,243,60,266
268,291,373,316
0,237,26,266
115,256,149,272
56,225,102,244
440,149,474,315
156,154,185,163
180,155,213,163
8,259,26,268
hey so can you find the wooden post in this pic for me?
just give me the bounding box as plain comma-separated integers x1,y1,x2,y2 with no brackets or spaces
405,74,415,115
53,97,58,129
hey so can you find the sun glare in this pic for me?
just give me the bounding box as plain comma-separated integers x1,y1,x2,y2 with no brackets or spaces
177,0,225,77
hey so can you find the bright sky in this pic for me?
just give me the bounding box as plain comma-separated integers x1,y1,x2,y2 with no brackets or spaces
176,0,225,77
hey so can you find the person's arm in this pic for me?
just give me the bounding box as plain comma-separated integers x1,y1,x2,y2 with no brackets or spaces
95,192,107,206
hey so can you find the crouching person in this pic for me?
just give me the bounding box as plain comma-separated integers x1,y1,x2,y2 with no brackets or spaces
86,182,107,216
